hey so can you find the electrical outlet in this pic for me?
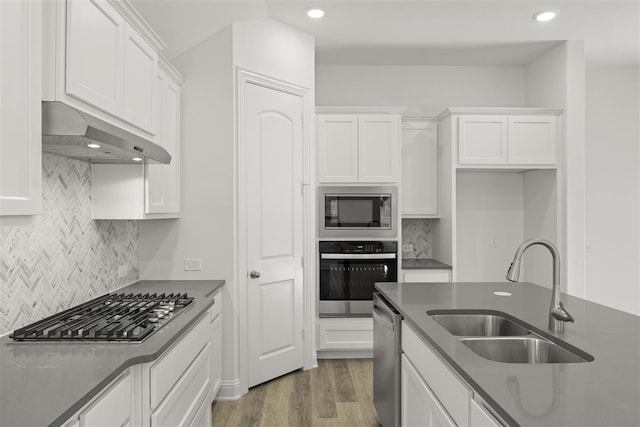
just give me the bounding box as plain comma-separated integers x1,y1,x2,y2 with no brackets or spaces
402,243,414,252
118,264,128,278
184,258,202,271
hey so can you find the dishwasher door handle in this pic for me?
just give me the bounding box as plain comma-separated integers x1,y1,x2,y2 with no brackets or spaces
373,306,395,331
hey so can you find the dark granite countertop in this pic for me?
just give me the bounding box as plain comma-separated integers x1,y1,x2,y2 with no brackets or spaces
375,281,640,427
0,279,224,427
402,258,452,269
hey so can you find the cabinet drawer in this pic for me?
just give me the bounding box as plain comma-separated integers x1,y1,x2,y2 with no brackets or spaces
317,318,373,350
80,371,132,427
149,310,211,408
151,343,212,427
402,269,451,283
470,398,505,427
402,321,470,425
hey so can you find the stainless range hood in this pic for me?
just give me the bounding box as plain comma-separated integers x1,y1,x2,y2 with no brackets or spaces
42,101,171,164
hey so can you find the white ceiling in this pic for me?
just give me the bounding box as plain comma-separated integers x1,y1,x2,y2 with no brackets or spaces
131,0,640,67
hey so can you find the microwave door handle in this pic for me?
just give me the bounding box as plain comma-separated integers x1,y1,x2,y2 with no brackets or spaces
320,253,397,260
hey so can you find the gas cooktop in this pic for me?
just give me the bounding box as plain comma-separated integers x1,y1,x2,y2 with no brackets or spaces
10,292,194,342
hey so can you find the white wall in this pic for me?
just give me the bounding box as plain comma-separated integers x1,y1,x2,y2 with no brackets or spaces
316,65,526,115
456,172,525,282
585,66,640,315
525,41,586,298
140,18,315,399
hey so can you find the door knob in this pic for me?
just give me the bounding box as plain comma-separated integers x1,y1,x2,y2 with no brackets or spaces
250,270,261,279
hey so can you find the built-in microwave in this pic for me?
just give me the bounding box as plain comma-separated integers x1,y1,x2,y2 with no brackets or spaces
318,186,398,238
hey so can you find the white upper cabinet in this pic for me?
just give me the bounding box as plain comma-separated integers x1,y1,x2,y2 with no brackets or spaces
358,115,401,183
458,115,508,165
452,108,562,167
317,108,402,184
317,114,359,182
507,115,557,164
92,59,182,220
123,22,158,131
44,0,163,137
0,0,42,215
65,0,124,117
146,65,181,215
402,118,438,217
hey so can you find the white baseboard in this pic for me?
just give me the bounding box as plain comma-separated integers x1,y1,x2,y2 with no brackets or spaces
215,378,242,400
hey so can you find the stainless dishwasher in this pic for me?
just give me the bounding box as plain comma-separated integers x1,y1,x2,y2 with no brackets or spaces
373,291,402,427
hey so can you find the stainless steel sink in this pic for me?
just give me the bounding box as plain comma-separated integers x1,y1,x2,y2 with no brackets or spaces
460,337,594,364
428,311,531,336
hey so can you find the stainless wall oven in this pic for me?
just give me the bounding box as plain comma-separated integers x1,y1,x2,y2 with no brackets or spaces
318,186,398,238
319,241,398,317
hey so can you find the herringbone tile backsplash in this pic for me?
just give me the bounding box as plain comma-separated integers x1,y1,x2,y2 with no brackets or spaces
402,218,432,258
0,154,139,335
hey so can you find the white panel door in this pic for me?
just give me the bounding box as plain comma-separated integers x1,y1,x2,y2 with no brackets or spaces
317,114,358,182
66,0,124,115
358,114,401,183
0,0,42,215
123,23,157,132
245,82,304,388
507,115,557,165
458,115,508,165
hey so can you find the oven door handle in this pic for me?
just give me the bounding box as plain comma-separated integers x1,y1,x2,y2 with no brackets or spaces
320,253,397,260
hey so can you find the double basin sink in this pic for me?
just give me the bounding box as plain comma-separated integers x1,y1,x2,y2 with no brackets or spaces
427,310,594,364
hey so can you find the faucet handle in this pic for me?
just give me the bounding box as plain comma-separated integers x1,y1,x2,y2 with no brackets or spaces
552,301,575,323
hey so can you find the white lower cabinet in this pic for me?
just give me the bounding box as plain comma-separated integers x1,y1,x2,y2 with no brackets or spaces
402,269,452,283
469,399,504,427
79,369,135,427
401,354,456,427
63,292,222,427
402,321,506,427
317,317,373,356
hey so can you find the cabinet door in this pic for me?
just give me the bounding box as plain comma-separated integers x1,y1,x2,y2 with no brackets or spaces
458,115,508,165
470,399,504,427
123,23,157,132
401,354,456,427
210,292,222,397
0,0,42,215
403,269,451,283
358,114,401,183
146,70,180,215
317,115,358,182
80,371,133,427
507,116,556,165
66,0,124,116
402,119,438,216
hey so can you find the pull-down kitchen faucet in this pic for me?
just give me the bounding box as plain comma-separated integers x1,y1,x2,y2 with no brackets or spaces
506,239,574,332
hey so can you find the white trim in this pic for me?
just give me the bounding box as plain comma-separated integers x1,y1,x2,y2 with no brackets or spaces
236,68,315,395
214,379,242,401
437,107,564,120
316,106,406,115
158,55,184,85
109,0,166,52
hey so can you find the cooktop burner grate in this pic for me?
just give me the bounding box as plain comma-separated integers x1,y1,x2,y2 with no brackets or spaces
10,292,194,342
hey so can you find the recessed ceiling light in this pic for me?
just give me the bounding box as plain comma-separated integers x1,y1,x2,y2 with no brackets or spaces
87,143,101,149
306,8,325,19
533,10,559,22
132,157,143,162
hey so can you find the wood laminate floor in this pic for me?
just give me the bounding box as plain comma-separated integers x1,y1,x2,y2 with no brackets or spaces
211,359,381,427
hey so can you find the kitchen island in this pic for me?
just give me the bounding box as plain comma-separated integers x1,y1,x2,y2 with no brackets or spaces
0,279,224,427
375,281,640,427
